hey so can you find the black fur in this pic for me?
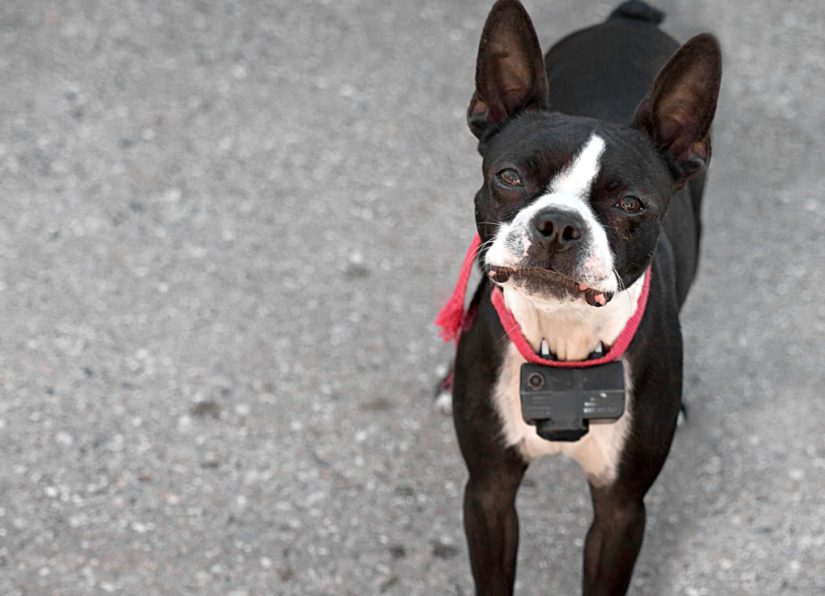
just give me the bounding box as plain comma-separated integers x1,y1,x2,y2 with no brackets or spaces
450,1,721,594
609,0,665,25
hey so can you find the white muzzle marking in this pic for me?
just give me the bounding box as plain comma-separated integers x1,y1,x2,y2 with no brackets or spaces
485,133,616,296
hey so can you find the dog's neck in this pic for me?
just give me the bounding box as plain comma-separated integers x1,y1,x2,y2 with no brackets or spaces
502,273,647,362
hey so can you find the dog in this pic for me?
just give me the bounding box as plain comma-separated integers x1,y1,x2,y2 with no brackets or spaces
436,1,721,593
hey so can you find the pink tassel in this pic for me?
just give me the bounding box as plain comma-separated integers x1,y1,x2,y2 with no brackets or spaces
434,233,482,342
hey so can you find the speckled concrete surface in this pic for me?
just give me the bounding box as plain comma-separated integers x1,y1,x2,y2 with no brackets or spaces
0,1,823,594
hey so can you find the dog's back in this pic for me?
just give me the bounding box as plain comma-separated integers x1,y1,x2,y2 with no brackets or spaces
544,2,676,124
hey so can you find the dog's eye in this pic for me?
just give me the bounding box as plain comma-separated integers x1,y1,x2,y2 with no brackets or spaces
617,195,644,213
495,168,522,187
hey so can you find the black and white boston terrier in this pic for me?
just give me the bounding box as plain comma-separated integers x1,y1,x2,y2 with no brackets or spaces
435,1,721,593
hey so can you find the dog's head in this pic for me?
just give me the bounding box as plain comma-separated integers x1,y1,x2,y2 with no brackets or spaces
470,0,721,307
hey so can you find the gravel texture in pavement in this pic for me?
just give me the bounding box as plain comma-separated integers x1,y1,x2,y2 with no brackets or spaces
1,0,824,594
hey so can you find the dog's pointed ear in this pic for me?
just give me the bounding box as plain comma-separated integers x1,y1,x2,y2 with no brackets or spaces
634,34,721,186
467,0,549,140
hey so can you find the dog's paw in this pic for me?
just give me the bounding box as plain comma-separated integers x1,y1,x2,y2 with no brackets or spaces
677,402,688,428
434,389,453,416
433,363,454,416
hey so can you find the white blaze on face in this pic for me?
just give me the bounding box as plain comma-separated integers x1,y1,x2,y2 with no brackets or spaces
551,133,606,196
485,132,616,294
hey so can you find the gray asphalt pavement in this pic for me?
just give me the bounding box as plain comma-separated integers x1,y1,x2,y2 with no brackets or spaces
1,0,824,594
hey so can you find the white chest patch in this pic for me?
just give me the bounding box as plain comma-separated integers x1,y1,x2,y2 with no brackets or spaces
492,274,645,486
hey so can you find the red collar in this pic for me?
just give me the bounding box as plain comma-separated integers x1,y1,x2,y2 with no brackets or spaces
435,233,652,368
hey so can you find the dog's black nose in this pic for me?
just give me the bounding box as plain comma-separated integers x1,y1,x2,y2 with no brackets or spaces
533,209,584,250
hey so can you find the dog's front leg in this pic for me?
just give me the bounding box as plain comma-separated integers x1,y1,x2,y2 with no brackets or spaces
463,456,526,596
581,391,679,595
582,484,646,596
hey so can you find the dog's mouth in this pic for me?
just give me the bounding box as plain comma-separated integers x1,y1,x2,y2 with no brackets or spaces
488,266,614,307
